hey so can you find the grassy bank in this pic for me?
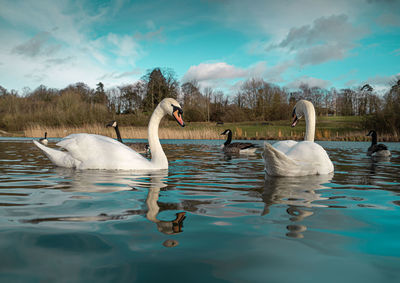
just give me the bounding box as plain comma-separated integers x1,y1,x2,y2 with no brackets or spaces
12,116,398,142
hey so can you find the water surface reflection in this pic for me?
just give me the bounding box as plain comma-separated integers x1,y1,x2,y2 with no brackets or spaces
1,138,400,282
263,174,333,238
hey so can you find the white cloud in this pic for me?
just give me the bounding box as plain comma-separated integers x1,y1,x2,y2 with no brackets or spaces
376,13,400,27
12,32,61,57
0,0,144,91
98,68,142,80
364,73,400,94
183,62,247,82
286,76,331,89
270,14,368,66
264,61,295,83
219,0,359,41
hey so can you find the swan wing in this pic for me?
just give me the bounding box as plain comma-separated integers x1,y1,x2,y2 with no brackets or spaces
263,141,334,176
263,142,301,176
33,140,80,168
286,141,334,175
56,134,151,170
272,140,298,154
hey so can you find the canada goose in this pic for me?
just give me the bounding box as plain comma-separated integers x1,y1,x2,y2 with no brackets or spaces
106,120,150,154
366,130,391,157
33,98,184,170
220,129,258,154
39,132,48,145
263,100,334,176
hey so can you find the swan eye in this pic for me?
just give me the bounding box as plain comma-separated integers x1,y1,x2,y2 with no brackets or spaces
171,104,183,115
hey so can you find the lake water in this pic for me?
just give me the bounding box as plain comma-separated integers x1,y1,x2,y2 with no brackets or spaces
1,137,400,283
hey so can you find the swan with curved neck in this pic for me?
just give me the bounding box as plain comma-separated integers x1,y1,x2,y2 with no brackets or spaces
263,100,334,176
33,98,184,170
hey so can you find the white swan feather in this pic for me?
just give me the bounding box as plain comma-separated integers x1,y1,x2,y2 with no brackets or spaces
263,100,334,176
33,98,184,170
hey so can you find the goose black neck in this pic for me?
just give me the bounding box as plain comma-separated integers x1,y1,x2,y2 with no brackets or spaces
224,131,232,146
370,132,377,146
115,125,123,143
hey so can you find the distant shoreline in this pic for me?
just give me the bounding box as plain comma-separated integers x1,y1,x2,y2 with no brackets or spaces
1,124,399,142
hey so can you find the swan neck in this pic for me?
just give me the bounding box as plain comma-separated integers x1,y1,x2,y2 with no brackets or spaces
148,106,168,168
146,187,160,222
224,132,232,146
304,104,315,142
115,125,122,143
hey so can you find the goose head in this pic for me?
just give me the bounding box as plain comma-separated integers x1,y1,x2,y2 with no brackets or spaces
291,100,313,127
366,130,376,137
160,98,185,127
220,129,232,136
106,120,118,128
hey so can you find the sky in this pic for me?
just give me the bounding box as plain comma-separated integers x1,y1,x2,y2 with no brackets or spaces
0,0,399,96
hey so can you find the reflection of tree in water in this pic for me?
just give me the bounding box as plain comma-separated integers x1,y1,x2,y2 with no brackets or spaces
24,170,186,247
334,154,393,189
262,174,333,238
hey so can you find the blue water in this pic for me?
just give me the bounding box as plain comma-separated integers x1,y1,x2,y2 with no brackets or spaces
1,137,400,282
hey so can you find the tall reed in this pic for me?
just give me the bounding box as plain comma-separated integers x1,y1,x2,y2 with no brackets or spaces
25,125,223,140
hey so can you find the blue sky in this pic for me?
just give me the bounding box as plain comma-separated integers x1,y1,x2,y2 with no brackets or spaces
0,0,399,95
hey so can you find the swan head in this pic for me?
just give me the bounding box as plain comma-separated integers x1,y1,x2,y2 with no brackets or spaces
220,129,232,135
291,100,313,127
160,98,185,127
106,120,118,128
366,130,376,137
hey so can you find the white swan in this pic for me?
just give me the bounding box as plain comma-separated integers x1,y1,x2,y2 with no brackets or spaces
263,100,334,176
33,98,185,170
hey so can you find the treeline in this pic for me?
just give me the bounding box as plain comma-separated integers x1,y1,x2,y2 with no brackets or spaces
0,67,399,135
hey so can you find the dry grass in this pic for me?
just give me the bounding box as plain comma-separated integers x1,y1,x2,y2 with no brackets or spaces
23,124,400,142
25,124,223,140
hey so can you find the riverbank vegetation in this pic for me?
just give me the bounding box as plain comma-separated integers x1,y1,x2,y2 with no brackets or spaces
1,68,399,140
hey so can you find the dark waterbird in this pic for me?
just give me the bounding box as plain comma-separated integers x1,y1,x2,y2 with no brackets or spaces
220,129,258,154
106,120,150,155
366,130,391,157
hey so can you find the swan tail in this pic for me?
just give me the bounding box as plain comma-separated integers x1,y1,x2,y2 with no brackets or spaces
33,140,79,168
262,142,299,176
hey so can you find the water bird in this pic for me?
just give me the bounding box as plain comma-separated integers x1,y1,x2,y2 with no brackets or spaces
366,130,391,157
33,98,185,170
220,129,258,154
106,120,150,154
39,132,48,145
263,100,334,176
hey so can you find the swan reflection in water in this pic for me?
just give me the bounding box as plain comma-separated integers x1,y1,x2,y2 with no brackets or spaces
262,173,333,238
24,169,186,247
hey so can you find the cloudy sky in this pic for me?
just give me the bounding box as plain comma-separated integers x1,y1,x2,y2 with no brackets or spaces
0,0,399,95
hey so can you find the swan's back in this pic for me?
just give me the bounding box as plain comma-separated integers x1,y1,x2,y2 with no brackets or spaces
264,141,334,176
57,134,151,170
272,140,298,154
